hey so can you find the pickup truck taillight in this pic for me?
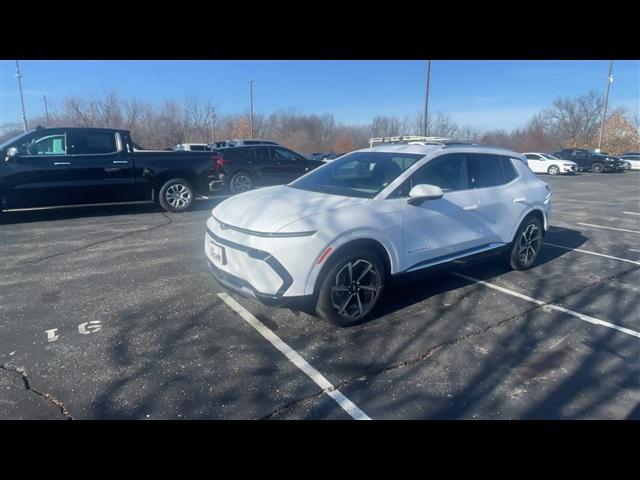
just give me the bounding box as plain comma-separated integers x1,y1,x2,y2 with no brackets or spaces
212,152,225,173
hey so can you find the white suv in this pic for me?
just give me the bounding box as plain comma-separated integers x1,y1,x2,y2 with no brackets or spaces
205,143,551,326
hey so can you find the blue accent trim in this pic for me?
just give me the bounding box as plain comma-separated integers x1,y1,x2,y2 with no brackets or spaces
406,242,507,273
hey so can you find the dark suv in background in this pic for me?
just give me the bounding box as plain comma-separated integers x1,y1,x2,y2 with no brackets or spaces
553,149,626,173
210,144,324,194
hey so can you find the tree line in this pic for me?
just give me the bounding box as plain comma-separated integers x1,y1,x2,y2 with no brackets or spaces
1,89,638,155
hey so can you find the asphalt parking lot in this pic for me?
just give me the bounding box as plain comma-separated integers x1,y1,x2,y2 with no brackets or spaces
1,172,639,420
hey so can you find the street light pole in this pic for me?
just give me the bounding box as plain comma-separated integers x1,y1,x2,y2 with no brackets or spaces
15,60,28,132
209,107,215,143
44,95,50,123
423,60,431,137
248,80,254,138
597,60,614,151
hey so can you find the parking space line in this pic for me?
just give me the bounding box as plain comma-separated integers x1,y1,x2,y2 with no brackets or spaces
623,212,640,216
451,272,640,339
217,292,371,420
542,242,640,266
577,223,640,234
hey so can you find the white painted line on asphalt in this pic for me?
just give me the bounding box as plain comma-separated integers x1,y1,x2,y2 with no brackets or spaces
451,272,640,339
543,242,640,266
577,223,640,234
217,292,371,420
630,249,640,253
623,212,640,216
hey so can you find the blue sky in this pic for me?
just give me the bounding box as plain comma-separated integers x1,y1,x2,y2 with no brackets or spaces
1,60,638,131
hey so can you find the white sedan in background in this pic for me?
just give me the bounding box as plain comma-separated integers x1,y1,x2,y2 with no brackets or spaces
620,155,640,170
524,152,577,175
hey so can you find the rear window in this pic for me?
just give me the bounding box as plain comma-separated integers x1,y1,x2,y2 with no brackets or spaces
219,147,251,161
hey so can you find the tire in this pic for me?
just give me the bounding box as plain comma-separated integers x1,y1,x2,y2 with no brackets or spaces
316,249,385,327
509,216,543,271
592,163,604,173
158,178,194,213
547,165,560,175
229,171,254,194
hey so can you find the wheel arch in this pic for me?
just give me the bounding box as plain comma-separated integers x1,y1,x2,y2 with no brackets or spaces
510,208,546,244
304,234,398,297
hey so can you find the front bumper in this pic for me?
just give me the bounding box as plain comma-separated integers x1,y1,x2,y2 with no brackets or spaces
205,228,294,305
209,175,226,192
561,165,577,173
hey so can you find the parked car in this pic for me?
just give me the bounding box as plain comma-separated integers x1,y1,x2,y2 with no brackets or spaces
0,127,219,213
210,144,324,194
523,152,577,175
620,154,640,170
173,143,211,151
205,142,551,326
553,149,626,173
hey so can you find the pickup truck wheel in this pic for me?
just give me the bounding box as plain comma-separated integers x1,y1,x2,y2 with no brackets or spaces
158,178,194,212
547,165,560,175
592,163,604,173
229,172,254,194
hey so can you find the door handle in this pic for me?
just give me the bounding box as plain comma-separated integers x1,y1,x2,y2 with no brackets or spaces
512,197,527,203
53,162,71,166
112,160,129,164
462,204,478,210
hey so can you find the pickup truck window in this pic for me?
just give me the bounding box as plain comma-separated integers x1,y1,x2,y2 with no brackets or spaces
68,131,118,155
22,134,67,155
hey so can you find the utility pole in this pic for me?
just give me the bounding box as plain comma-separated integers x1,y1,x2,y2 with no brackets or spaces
209,107,215,143
44,95,50,123
597,61,614,152
422,60,431,137
248,80,254,138
15,60,28,132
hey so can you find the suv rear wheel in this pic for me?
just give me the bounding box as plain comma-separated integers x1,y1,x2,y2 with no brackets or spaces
592,162,605,173
229,172,254,194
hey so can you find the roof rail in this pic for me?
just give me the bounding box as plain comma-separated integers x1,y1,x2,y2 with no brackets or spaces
368,136,452,148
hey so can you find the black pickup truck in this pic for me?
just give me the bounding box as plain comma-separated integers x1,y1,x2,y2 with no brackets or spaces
553,148,626,173
0,127,219,212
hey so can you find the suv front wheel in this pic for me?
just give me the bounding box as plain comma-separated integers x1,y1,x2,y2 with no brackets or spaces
510,216,543,270
316,249,385,326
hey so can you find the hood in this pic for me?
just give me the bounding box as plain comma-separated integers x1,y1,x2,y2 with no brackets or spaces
212,185,369,233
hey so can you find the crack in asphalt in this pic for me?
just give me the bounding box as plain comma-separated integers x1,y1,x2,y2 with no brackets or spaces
261,265,640,420
25,212,173,265
0,364,74,420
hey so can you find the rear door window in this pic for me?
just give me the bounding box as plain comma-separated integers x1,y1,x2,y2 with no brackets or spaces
68,131,118,155
501,157,518,183
467,154,505,188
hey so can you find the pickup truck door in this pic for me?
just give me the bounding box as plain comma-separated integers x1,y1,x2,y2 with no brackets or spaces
1,130,84,209
66,130,138,204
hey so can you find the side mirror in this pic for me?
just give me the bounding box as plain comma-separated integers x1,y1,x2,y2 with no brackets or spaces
407,184,444,205
5,147,19,162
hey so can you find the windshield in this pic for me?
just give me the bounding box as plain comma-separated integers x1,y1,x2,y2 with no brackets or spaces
289,151,424,198
542,153,559,160
0,130,34,150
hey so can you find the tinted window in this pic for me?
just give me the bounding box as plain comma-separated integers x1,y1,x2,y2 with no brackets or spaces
290,151,423,198
272,147,299,162
220,147,251,161
68,132,117,155
20,133,66,155
389,154,468,198
188,145,208,151
501,157,518,183
251,146,271,162
525,154,539,160
467,154,504,188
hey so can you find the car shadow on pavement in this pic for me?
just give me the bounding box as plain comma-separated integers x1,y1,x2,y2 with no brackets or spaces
376,226,589,320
